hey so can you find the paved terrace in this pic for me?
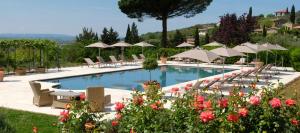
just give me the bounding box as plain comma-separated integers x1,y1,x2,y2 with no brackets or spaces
0,62,299,116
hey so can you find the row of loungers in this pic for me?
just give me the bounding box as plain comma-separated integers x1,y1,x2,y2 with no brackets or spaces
169,64,274,96
84,54,146,68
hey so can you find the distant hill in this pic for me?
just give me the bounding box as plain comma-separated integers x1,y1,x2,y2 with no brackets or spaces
0,33,75,44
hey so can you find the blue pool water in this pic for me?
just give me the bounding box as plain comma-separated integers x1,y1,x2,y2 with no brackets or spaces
45,65,233,91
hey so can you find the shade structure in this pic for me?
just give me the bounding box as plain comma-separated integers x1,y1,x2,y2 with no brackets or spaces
233,44,258,64
111,41,132,60
262,43,277,64
244,43,269,61
273,44,288,68
85,42,111,58
176,42,194,48
170,47,220,63
133,42,155,54
203,41,225,47
211,47,245,81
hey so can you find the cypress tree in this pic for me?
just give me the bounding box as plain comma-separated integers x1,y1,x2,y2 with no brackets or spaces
248,7,252,18
204,33,210,44
101,27,110,44
194,28,200,46
125,24,132,43
262,25,267,37
131,22,140,44
290,5,296,24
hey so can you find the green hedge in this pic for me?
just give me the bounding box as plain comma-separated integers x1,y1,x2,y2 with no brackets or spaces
290,48,300,71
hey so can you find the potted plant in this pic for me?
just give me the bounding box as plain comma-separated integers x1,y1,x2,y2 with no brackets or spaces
36,66,46,73
15,66,26,76
159,48,168,64
142,58,159,89
0,67,4,82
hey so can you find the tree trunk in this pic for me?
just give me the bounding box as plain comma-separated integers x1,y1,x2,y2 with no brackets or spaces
161,16,168,48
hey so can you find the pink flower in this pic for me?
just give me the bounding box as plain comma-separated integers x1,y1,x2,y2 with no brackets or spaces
171,87,179,93
218,98,228,108
285,99,296,107
227,113,239,123
291,118,299,126
150,104,159,110
238,108,249,117
204,100,212,109
195,95,205,104
33,126,38,133
200,111,215,123
115,102,125,112
184,86,190,91
269,98,281,108
59,110,69,122
193,101,204,111
79,92,85,100
115,113,122,120
133,96,144,105
186,83,193,87
111,120,118,126
238,91,244,97
249,96,261,106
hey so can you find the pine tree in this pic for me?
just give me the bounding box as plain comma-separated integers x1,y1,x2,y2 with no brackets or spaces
76,27,99,45
290,5,296,24
262,25,267,37
247,7,252,19
125,24,132,43
194,28,200,46
204,33,210,44
131,22,140,44
101,27,110,44
108,27,120,44
171,30,186,47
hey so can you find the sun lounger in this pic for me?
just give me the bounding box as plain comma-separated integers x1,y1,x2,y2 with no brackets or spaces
191,80,204,90
235,58,246,65
29,81,53,106
109,56,122,66
84,58,99,67
97,56,114,67
132,54,143,63
200,78,220,90
139,54,146,60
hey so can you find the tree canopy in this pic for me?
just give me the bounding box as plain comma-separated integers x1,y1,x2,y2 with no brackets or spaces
171,30,186,47
290,5,296,24
101,27,120,45
118,0,213,47
76,27,99,45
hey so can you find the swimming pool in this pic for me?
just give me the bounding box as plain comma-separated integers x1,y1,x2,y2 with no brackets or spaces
45,65,233,91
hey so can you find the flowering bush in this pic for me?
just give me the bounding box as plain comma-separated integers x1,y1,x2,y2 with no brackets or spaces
111,82,300,132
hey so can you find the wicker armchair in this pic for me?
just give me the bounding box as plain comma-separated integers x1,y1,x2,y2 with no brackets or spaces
29,81,53,106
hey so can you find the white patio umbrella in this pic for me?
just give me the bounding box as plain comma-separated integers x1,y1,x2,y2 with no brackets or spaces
111,41,132,60
85,42,111,58
134,41,155,54
273,44,288,68
170,47,220,81
203,41,225,47
262,43,278,65
244,43,269,61
233,43,258,64
176,42,194,48
211,47,245,80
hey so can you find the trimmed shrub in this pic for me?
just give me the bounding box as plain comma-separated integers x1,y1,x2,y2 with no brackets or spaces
290,48,300,71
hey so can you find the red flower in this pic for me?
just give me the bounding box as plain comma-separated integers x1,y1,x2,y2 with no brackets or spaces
130,128,136,133
186,83,193,87
204,100,212,109
285,99,296,107
193,101,204,111
79,92,85,100
184,86,190,91
195,95,205,104
249,96,260,106
115,113,122,120
33,126,38,133
200,111,215,123
59,110,69,122
171,87,179,93
269,98,281,108
238,108,249,117
115,102,125,112
111,120,118,126
227,113,239,123
291,118,299,126
133,96,144,105
238,91,244,97
150,103,159,110
203,80,210,84
218,98,228,108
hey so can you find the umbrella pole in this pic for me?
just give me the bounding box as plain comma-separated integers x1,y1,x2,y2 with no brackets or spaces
266,51,268,65
142,47,144,55
98,48,101,68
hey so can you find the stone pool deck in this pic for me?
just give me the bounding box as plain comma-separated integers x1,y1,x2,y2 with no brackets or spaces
0,62,299,117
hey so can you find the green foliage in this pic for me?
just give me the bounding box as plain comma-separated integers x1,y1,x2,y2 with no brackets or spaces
296,17,300,24
75,27,99,45
158,48,169,57
290,5,296,24
0,113,15,133
171,30,186,47
194,28,200,46
204,33,210,44
262,25,267,37
258,18,274,28
290,48,300,71
118,0,213,47
131,22,140,44
124,24,132,43
101,27,119,45
142,58,158,71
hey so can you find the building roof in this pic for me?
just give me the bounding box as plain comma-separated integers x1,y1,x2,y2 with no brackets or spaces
275,10,288,13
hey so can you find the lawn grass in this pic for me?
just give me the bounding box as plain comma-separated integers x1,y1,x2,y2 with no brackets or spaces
280,77,300,102
0,107,59,133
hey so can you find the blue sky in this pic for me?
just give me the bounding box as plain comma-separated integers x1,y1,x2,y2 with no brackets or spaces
0,0,299,36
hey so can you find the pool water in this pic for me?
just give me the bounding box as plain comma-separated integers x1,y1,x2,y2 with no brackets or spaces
46,65,233,91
